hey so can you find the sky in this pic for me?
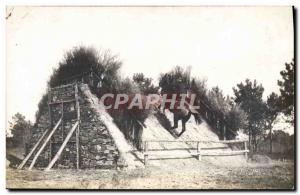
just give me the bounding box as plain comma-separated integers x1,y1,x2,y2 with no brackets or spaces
6,6,294,123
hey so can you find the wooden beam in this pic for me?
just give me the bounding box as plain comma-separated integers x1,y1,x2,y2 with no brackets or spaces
145,150,249,159
223,125,226,141
48,87,52,127
48,88,52,164
50,83,75,90
75,83,80,169
45,121,79,171
28,117,62,170
49,99,76,105
144,141,149,165
197,142,201,161
144,140,248,144
17,128,50,169
200,150,249,156
244,141,248,159
61,102,64,141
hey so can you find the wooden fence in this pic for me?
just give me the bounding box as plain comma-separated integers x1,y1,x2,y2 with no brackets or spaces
143,140,249,165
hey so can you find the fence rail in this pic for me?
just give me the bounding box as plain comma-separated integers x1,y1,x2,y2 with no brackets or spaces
142,140,249,165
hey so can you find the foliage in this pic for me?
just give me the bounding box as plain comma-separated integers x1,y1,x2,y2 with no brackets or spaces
272,130,294,157
37,46,152,149
207,87,231,114
264,92,281,153
225,104,248,132
190,77,207,99
8,113,32,147
35,93,48,123
49,46,122,91
206,86,248,135
233,79,266,150
159,66,247,137
133,73,159,95
265,92,281,129
159,66,191,94
278,60,294,122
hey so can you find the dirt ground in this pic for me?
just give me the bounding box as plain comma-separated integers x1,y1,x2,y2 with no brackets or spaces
6,159,294,190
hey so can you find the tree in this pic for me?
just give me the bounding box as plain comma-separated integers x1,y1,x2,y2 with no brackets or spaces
190,77,207,99
265,92,281,153
36,46,123,124
8,113,32,147
159,66,191,94
49,46,122,93
207,86,231,114
207,87,247,138
278,60,295,123
133,73,159,95
233,79,266,151
225,104,248,133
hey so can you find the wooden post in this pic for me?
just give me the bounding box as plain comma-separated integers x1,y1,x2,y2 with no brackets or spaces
18,129,49,169
222,114,226,140
144,142,148,165
61,102,64,140
223,125,226,141
244,141,248,159
29,117,62,170
197,142,202,161
45,121,79,171
90,71,93,86
48,88,53,163
75,84,80,169
48,88,52,127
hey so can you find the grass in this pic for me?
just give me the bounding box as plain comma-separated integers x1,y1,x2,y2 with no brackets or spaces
6,161,294,190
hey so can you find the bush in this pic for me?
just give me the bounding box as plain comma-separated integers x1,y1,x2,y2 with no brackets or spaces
35,93,48,123
225,104,248,132
158,66,246,133
133,73,159,95
49,46,122,91
207,87,231,114
159,66,191,94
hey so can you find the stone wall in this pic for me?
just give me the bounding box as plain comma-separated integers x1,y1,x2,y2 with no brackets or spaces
78,88,119,168
27,83,120,169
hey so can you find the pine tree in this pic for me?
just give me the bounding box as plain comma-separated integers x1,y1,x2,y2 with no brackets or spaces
265,92,281,153
8,113,32,147
233,79,266,151
278,60,295,123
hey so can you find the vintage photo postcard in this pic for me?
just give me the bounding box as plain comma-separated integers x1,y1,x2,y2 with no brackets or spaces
6,6,295,190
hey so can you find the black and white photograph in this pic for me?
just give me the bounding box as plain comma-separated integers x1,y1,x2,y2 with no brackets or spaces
5,6,295,190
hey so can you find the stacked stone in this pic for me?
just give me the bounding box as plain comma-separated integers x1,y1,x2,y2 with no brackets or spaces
49,84,78,168
26,83,120,169
50,84,75,102
27,106,51,168
78,90,119,169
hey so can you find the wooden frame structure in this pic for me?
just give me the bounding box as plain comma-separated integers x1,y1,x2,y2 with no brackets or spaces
143,140,249,165
45,83,81,170
19,83,81,170
28,117,62,170
45,121,79,171
18,127,52,169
